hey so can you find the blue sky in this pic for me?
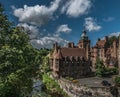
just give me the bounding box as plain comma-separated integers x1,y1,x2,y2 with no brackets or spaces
0,0,120,49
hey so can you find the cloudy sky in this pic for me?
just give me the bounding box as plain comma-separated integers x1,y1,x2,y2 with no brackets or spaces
0,0,120,49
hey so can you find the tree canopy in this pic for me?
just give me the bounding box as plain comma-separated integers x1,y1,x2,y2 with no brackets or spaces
108,36,118,46
0,4,40,97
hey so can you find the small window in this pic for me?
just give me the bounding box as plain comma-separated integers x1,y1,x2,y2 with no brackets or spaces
62,57,65,61
66,56,69,61
66,61,68,63
77,57,80,61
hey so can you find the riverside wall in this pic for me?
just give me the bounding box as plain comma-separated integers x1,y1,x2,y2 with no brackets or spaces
56,78,113,97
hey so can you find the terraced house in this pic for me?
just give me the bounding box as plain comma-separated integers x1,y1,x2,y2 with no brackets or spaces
91,36,118,69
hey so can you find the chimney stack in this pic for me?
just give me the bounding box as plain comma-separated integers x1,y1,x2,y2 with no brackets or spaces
68,42,74,48
98,38,101,41
105,36,108,42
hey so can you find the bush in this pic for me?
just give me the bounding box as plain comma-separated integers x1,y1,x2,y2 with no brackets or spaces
65,77,74,81
95,58,118,77
42,74,69,97
114,76,120,86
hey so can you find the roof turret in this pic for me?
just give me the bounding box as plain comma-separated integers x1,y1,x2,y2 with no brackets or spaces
81,30,88,40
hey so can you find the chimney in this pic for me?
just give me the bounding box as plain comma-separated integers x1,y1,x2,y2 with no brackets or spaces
105,36,108,42
53,42,58,52
98,38,101,41
68,42,74,48
71,42,74,48
53,44,55,49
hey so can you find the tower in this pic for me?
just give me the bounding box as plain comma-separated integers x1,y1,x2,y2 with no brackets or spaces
78,30,90,60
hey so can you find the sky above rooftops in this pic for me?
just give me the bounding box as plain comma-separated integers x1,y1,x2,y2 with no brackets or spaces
0,0,120,49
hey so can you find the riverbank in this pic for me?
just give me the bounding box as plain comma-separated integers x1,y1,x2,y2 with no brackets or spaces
56,78,113,97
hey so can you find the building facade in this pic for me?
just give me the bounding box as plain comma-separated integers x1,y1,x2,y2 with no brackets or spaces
50,30,120,78
50,30,91,78
91,36,118,69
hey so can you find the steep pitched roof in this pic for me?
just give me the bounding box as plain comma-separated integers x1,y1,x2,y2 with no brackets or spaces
96,40,106,48
60,47,86,58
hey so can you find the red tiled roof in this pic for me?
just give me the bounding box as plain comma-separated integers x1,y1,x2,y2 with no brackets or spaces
96,40,106,48
60,47,86,58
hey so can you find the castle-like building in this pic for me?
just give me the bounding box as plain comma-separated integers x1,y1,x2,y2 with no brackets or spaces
50,30,91,78
50,30,120,78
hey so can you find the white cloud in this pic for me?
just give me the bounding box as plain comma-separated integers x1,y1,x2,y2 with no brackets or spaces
11,5,16,10
109,32,120,37
61,0,91,17
103,17,115,22
17,23,69,49
13,0,60,26
57,24,72,33
31,36,69,49
17,23,39,39
85,17,102,32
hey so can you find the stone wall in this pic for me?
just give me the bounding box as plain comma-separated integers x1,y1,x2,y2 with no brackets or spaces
57,78,113,97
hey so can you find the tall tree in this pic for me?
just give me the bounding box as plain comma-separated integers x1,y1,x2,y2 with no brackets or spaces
108,36,118,45
0,4,39,97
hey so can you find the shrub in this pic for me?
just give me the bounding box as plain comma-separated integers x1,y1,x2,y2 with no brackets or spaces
114,76,120,86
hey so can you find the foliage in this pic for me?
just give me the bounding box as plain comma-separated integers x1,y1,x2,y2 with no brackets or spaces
95,58,118,77
41,57,50,73
105,68,118,75
114,76,120,86
108,36,118,46
42,73,69,97
40,49,51,73
95,58,106,77
40,52,69,96
0,4,40,97
65,76,74,81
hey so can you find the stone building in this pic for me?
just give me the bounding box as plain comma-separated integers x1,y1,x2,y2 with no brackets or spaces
50,29,120,77
50,30,91,78
91,36,118,69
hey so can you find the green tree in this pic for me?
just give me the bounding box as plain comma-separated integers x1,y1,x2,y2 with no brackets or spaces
95,58,106,77
0,4,39,97
114,76,120,86
108,36,118,46
41,56,50,73
95,58,118,77
42,74,69,97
